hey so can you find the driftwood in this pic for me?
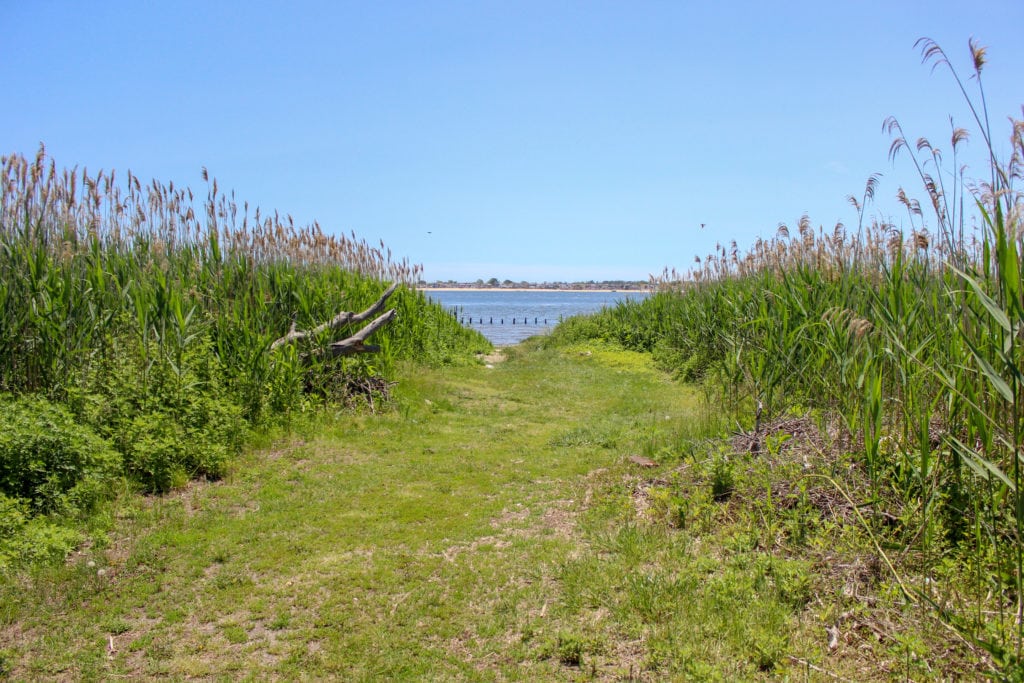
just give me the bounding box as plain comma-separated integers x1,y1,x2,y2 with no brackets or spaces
271,282,399,357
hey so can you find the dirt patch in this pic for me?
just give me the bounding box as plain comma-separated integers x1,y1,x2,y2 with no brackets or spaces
439,497,580,566
442,535,512,563
490,505,531,529
479,349,506,366
631,477,671,522
263,439,308,460
539,501,576,538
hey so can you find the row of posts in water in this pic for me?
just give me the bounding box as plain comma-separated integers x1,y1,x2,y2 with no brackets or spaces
449,309,555,326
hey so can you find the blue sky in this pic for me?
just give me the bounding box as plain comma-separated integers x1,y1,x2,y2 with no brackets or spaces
3,2,1022,282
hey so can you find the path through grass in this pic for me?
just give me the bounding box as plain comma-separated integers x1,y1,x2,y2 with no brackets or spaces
0,340,973,680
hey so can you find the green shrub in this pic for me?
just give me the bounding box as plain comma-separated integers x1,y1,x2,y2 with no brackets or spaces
0,395,121,515
0,493,81,568
122,412,189,493
0,494,28,540
177,394,246,476
122,408,238,494
63,335,246,492
710,452,735,502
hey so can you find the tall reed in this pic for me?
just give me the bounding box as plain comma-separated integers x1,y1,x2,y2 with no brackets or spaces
0,148,488,490
555,39,1024,666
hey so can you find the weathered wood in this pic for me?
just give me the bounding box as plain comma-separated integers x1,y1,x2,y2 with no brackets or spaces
325,308,396,357
270,282,399,356
628,454,658,468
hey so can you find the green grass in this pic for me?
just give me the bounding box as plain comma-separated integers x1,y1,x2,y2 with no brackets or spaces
0,340,987,679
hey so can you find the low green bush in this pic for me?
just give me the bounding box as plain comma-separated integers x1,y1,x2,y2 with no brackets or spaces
0,494,81,568
0,394,121,515
120,403,239,493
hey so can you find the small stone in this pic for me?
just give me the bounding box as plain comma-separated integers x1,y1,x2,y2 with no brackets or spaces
826,625,840,651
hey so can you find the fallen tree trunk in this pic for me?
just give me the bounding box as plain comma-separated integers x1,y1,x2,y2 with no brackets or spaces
270,282,399,357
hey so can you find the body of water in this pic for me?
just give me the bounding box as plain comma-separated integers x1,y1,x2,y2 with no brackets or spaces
425,289,650,346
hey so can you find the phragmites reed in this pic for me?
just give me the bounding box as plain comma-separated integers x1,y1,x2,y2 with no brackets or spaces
0,147,489,506
0,147,423,284
633,38,1024,668
0,147,484,425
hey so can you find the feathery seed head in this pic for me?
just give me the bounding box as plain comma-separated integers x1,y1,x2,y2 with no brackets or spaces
969,38,987,74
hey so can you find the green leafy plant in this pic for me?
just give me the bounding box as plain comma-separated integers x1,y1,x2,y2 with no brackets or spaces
0,394,121,514
710,452,735,502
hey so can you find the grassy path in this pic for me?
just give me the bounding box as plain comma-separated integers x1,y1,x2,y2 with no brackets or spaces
1,342,703,680
2,341,973,680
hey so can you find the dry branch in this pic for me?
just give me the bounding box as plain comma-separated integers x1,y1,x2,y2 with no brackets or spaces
270,282,399,356
326,308,396,356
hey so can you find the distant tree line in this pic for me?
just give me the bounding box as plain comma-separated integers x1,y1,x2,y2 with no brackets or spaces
420,279,650,291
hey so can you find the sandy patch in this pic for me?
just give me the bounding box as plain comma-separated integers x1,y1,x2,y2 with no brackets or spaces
479,349,506,366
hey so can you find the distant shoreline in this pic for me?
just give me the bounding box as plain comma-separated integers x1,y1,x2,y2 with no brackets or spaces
419,287,651,293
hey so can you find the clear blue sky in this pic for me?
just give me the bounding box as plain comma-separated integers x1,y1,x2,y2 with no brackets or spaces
3,1,1022,282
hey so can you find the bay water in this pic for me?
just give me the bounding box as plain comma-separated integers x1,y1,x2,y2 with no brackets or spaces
425,289,649,346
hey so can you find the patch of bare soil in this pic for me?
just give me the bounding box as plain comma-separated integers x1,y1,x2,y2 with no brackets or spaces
630,477,671,523
442,498,580,563
479,349,506,366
